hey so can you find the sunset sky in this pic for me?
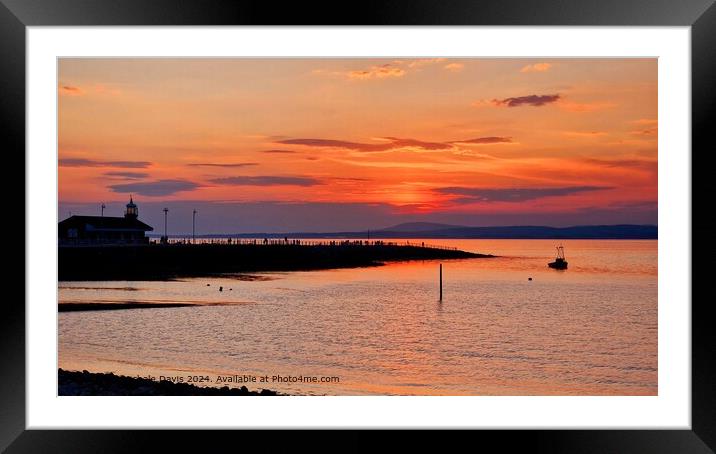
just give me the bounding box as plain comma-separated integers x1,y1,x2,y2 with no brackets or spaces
58,58,657,234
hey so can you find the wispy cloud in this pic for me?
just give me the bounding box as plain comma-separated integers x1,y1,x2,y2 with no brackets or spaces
108,179,199,196
403,58,447,68
104,171,149,179
437,185,612,203
486,94,613,112
492,94,561,107
278,136,513,153
209,176,321,187
278,137,450,152
520,63,552,73
452,137,513,145
348,64,406,80
314,59,450,81
187,162,258,168
60,158,152,169
381,137,451,150
331,177,372,182
444,63,464,72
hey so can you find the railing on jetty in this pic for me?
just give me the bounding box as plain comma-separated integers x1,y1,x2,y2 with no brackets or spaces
59,236,482,281
147,238,460,252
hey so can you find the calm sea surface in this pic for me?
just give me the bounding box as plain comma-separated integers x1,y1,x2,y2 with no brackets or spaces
58,239,657,395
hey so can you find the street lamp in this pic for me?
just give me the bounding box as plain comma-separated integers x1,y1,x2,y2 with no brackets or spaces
163,207,169,244
192,209,197,244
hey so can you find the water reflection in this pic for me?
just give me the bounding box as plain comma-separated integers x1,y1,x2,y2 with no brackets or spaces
59,239,657,395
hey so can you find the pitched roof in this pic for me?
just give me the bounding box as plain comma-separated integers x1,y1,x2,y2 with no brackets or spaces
58,215,154,231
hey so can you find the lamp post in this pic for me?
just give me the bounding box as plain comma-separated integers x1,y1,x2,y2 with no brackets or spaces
192,209,197,244
163,207,169,243
101,203,105,217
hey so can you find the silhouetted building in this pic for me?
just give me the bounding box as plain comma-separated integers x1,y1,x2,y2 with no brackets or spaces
58,197,153,245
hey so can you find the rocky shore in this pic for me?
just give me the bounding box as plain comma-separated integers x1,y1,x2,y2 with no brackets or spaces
58,369,280,396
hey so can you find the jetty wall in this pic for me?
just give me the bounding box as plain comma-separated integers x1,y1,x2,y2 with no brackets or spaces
58,243,489,280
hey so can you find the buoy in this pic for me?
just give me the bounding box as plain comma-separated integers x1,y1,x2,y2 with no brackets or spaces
528,277,533,281
206,284,210,286
219,286,223,292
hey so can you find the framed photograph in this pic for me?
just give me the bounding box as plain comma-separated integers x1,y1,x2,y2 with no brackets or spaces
5,0,714,450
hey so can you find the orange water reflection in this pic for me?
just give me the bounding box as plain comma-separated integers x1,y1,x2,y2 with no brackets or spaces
59,239,657,395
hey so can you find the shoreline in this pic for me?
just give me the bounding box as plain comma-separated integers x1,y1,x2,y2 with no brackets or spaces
59,302,196,312
58,369,281,396
58,301,253,312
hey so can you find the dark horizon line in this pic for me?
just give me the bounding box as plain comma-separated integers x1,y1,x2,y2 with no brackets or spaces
146,223,658,239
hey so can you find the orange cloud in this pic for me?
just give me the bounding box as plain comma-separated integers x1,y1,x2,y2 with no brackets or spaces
444,63,464,72
403,58,446,68
348,64,406,80
520,63,552,73
316,59,451,81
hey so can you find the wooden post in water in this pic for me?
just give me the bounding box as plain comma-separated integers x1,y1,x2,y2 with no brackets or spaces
439,263,443,302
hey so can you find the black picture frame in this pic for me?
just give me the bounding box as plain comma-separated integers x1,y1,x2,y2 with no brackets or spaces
3,0,713,451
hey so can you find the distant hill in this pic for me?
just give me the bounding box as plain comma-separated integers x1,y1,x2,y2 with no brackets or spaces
376,224,657,239
379,222,466,232
175,224,657,240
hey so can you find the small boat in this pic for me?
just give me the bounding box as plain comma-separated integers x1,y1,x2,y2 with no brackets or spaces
548,245,568,269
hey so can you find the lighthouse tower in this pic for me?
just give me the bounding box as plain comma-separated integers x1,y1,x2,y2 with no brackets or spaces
125,196,138,220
